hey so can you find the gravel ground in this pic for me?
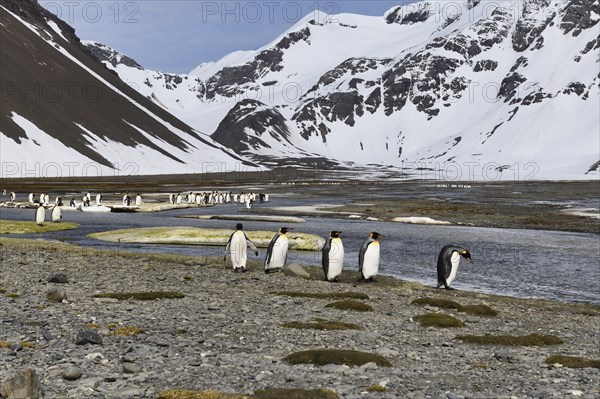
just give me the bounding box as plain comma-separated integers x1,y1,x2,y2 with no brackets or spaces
1,238,599,399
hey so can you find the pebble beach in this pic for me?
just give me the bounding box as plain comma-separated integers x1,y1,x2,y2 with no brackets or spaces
1,237,599,399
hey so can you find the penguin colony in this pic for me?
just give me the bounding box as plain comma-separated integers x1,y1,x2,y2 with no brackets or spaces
0,190,472,288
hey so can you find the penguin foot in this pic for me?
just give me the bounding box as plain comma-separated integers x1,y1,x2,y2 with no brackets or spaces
365,278,375,283
233,268,239,273
444,286,455,290
241,267,248,273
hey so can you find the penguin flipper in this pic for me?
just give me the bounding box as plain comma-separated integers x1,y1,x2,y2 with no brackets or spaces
265,233,279,265
244,233,259,255
358,239,372,273
322,238,331,278
224,232,234,258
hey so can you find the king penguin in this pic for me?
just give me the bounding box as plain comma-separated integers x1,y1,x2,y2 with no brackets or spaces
359,232,383,282
224,223,259,272
51,204,62,223
436,245,472,289
264,227,292,273
35,203,45,226
322,231,344,282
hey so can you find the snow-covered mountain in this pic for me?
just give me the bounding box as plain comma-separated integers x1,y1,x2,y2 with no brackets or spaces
0,0,256,177
86,0,600,179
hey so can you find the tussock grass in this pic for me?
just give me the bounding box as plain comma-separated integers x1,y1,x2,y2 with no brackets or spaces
283,349,392,367
157,390,248,399
326,300,373,312
411,297,461,309
413,313,465,328
0,341,10,349
458,304,498,316
545,355,600,369
92,291,185,300
457,333,564,346
366,384,386,392
254,388,338,399
20,341,35,349
282,320,361,331
273,291,369,300
6,293,20,298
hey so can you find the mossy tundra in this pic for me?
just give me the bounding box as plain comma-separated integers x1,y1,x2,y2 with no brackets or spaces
413,313,465,328
0,219,78,234
457,333,564,346
283,349,392,367
325,300,373,312
92,291,185,300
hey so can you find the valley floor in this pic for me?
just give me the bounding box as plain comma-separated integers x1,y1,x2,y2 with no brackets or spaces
0,238,599,398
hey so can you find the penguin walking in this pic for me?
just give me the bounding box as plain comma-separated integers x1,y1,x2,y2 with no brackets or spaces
358,232,383,282
9,192,15,202
264,227,292,273
224,223,259,273
29,193,36,204
322,231,344,282
135,194,142,206
35,204,45,226
55,196,63,206
51,204,62,223
69,198,76,208
436,245,472,290
123,192,132,206
96,194,103,206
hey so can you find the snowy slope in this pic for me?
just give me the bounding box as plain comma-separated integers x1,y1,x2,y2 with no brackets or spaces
85,0,599,179
0,0,256,178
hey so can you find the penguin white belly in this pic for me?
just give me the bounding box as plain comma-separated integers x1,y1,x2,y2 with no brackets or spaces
327,238,345,281
446,252,461,286
36,207,45,225
51,206,61,222
362,242,380,280
136,196,142,206
230,231,248,269
267,235,288,269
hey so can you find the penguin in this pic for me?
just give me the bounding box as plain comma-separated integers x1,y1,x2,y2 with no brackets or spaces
9,192,15,202
96,194,103,206
135,194,142,206
322,231,344,282
69,198,76,207
123,192,132,206
51,204,62,223
224,223,259,272
29,193,35,203
264,227,292,273
358,232,383,282
436,245,472,290
35,203,45,226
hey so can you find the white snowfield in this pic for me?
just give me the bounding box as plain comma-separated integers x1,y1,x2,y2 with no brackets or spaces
0,6,260,178
3,1,599,179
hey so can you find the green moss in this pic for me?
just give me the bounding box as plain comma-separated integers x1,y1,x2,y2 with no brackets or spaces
282,320,361,331
0,288,6,293
0,219,78,234
0,341,11,349
6,293,20,299
284,349,392,367
89,227,324,251
20,341,35,349
366,384,386,392
411,297,461,309
113,326,144,336
92,291,185,300
273,291,369,300
326,300,373,312
254,388,338,399
458,304,498,316
413,313,465,328
545,355,600,369
157,390,248,399
183,275,193,281
456,333,565,346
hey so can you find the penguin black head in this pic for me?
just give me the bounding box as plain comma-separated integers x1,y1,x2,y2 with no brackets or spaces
330,231,342,238
460,249,473,263
236,223,243,230
280,227,293,234
370,232,383,240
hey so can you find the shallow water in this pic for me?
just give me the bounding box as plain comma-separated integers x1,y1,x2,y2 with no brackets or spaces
1,193,599,305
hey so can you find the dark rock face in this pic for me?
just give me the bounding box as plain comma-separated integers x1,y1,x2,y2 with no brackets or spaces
560,0,600,37
205,28,311,100
386,3,430,25
510,56,529,72
211,99,291,153
563,82,587,96
83,42,143,69
474,60,498,72
512,1,556,52
521,90,552,106
498,72,527,102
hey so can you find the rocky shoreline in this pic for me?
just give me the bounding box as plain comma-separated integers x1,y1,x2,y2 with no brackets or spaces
1,238,599,399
